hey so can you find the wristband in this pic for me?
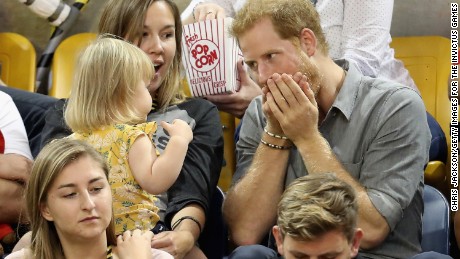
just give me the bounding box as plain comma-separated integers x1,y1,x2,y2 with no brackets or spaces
264,127,289,140
171,216,202,233
260,139,292,150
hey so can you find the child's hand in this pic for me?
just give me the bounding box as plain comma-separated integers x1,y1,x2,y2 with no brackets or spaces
161,120,193,143
115,229,153,259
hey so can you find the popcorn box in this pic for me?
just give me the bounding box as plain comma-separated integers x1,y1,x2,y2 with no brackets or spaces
181,18,242,97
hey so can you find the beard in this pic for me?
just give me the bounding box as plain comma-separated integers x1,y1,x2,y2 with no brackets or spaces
298,50,323,96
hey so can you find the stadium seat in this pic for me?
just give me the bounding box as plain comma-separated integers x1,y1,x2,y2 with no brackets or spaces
0,32,36,92
422,185,450,254
390,36,451,189
218,111,236,191
50,32,96,98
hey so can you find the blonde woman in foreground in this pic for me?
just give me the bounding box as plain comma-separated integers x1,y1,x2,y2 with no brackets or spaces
6,138,172,259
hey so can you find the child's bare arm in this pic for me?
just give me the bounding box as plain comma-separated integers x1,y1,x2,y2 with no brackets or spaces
129,120,193,194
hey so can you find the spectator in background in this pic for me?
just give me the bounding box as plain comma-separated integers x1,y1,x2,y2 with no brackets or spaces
0,82,57,158
0,87,33,255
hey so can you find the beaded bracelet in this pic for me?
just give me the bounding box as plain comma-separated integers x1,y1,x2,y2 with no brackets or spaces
260,139,292,150
171,216,202,233
263,127,289,140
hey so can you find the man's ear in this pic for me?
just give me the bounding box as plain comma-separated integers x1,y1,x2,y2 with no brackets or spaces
350,228,364,258
40,202,54,221
272,226,285,256
299,28,317,57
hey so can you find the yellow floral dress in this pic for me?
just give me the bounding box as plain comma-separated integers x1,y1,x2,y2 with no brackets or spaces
71,122,160,235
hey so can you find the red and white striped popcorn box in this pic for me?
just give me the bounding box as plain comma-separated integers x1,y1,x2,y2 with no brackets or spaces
181,17,242,97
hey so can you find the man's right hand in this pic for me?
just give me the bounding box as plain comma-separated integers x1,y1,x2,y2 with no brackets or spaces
0,154,32,185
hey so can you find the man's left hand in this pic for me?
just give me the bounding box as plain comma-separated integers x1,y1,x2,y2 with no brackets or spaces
265,72,319,142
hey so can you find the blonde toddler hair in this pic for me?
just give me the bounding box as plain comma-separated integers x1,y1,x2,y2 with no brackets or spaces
65,36,155,133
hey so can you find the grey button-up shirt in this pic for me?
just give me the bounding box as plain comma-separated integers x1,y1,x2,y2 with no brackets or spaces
235,60,431,259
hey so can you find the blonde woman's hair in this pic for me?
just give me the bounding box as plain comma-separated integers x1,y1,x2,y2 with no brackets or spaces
98,0,186,109
277,173,358,242
26,138,116,259
65,36,154,132
231,0,329,55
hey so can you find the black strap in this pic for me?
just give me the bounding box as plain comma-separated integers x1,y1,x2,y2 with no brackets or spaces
171,216,202,233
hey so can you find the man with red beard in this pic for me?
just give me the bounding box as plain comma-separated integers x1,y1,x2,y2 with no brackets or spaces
222,0,432,258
